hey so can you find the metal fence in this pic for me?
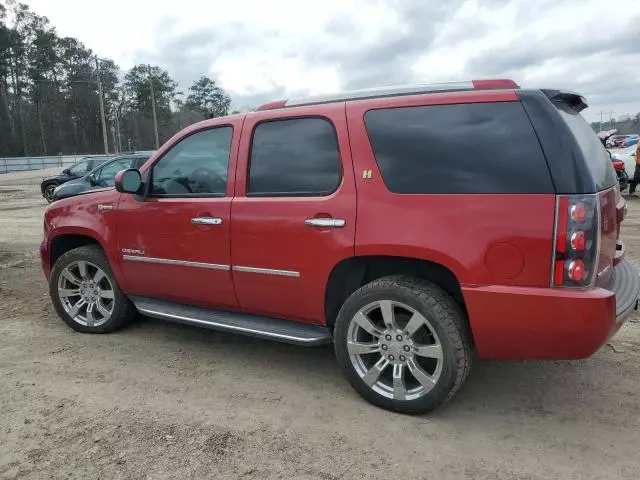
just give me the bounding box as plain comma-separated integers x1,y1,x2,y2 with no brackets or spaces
0,154,114,174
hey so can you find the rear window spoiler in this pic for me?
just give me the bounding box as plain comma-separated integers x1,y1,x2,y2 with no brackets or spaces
542,89,588,112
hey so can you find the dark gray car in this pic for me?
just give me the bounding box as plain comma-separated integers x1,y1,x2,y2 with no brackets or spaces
52,153,153,202
41,156,114,203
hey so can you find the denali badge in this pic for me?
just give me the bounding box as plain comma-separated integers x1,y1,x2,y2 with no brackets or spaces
121,248,145,255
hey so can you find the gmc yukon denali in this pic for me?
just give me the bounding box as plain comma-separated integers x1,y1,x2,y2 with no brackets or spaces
40,79,640,414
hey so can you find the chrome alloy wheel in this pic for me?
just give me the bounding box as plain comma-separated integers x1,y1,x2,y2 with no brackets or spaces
347,300,444,401
57,260,115,327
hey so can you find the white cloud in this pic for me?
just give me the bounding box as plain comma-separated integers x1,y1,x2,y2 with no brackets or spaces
22,0,640,119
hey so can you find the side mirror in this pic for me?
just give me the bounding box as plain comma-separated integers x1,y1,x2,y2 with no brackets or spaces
62,168,70,174
115,169,142,194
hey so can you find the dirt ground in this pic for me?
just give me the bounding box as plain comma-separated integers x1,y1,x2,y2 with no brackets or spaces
1,169,640,480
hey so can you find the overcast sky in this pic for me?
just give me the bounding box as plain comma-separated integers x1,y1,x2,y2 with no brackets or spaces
22,0,640,123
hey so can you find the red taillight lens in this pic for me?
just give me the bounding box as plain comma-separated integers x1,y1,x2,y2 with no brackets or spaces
570,202,587,223
570,231,586,251
567,259,586,282
612,160,624,169
552,194,599,288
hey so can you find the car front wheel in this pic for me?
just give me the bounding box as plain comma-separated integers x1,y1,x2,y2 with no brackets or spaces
49,245,135,333
334,276,472,414
43,184,56,203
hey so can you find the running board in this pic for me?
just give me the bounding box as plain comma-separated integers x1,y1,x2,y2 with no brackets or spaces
131,297,332,346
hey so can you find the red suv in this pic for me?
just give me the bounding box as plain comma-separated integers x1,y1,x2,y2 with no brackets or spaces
41,79,640,414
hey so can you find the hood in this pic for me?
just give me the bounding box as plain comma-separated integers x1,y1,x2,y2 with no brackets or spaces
42,173,69,182
52,178,91,200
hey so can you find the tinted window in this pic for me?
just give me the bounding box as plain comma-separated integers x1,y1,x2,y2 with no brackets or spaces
68,160,90,176
248,118,341,196
95,157,136,187
555,103,617,191
364,102,554,194
151,127,232,196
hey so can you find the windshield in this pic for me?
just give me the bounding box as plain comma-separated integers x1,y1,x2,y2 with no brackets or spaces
68,160,90,176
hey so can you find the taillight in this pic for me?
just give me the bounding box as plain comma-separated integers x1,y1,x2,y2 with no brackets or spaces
552,194,599,288
612,160,624,169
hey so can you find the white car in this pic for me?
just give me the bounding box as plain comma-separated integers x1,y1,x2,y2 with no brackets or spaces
611,145,638,178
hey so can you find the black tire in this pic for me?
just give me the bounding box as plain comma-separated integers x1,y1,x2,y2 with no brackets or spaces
334,276,472,414
49,244,136,333
43,183,57,203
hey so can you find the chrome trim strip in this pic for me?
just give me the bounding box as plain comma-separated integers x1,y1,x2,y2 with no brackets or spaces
233,265,300,278
122,255,230,271
135,305,327,345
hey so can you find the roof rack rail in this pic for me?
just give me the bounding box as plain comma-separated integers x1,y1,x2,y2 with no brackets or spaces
256,79,519,111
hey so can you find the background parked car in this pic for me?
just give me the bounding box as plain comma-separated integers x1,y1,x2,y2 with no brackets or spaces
51,153,152,202
41,156,113,202
609,135,638,148
611,145,638,180
621,135,640,147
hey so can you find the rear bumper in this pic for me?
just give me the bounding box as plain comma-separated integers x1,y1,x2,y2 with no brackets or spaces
463,259,640,360
610,258,640,321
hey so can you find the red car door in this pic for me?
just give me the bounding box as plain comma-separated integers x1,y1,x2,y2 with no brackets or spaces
231,103,356,325
116,118,242,310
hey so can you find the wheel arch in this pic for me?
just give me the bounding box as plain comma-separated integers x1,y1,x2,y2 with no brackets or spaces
50,233,105,268
324,255,466,329
41,180,60,195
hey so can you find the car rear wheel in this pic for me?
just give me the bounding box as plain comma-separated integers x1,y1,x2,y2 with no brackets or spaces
334,276,472,414
49,245,135,333
44,184,56,203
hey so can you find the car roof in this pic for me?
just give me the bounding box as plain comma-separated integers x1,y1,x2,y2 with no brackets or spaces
256,79,520,111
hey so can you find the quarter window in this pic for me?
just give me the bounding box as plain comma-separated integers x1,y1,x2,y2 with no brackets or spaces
364,102,554,194
248,117,341,196
151,127,232,196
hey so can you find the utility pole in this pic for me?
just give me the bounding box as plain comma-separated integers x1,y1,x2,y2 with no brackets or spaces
608,110,615,130
95,55,109,154
148,65,160,149
599,110,604,132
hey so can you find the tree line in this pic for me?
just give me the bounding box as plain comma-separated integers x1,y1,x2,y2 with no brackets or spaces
0,0,232,157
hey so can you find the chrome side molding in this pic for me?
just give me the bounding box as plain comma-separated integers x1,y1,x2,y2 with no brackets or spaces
232,266,300,278
122,255,230,271
121,256,301,278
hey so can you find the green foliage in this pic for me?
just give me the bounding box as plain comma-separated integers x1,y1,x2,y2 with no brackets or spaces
185,76,231,118
0,2,231,156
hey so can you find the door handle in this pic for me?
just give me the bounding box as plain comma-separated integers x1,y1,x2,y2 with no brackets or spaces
191,217,223,226
304,218,346,228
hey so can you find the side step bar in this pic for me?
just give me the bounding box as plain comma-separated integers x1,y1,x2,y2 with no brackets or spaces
131,297,332,346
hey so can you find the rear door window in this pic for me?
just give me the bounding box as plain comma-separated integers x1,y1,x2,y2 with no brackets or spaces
364,102,554,194
248,117,342,196
554,103,617,191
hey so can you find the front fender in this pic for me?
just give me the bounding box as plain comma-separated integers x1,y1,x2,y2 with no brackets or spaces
44,190,125,286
